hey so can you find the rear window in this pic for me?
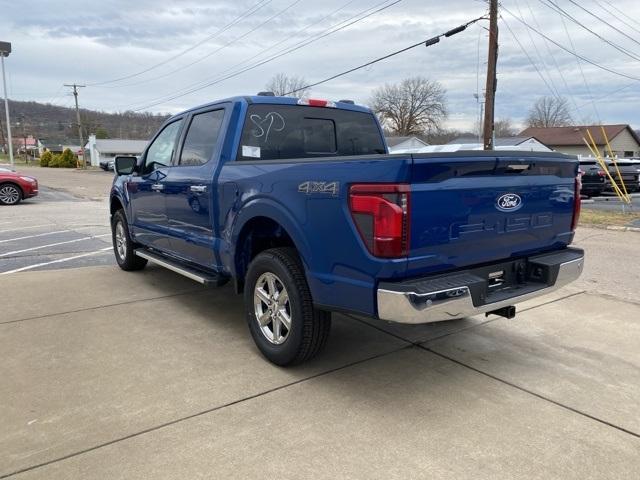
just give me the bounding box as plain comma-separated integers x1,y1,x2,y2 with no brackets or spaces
237,104,385,161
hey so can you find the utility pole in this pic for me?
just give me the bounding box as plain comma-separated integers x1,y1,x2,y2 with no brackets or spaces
483,0,498,150
64,83,86,168
1,41,13,166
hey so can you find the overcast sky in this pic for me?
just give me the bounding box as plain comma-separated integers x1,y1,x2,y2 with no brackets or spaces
1,0,639,131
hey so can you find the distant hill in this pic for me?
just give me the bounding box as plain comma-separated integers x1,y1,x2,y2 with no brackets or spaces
0,99,169,145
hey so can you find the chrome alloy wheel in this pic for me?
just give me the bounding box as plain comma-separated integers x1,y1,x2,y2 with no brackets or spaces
254,272,291,345
0,184,20,205
115,221,127,260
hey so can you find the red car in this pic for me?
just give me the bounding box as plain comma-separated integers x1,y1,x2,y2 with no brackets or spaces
0,168,38,205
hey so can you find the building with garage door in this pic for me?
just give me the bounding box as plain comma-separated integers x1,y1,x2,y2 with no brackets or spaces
85,135,148,167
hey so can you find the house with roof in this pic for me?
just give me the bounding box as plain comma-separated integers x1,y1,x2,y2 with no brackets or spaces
85,135,148,167
446,136,552,151
38,139,81,156
12,135,38,154
519,124,640,158
385,136,430,153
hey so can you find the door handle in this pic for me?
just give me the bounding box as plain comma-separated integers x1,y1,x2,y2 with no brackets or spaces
151,183,165,191
190,185,207,193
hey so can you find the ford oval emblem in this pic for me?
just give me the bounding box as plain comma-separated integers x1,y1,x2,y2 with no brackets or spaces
496,193,522,212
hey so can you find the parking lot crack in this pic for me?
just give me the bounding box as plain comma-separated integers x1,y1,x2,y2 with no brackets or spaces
0,345,411,479
418,345,640,441
0,290,206,326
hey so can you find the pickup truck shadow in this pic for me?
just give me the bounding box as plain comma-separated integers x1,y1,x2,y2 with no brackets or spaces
140,275,484,372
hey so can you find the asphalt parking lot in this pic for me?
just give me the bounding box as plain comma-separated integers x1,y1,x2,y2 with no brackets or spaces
1,168,639,479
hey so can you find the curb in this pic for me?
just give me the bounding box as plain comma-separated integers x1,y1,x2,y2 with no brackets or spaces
580,224,640,233
590,193,640,202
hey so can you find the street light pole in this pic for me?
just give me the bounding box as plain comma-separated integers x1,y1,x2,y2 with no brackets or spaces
0,41,14,167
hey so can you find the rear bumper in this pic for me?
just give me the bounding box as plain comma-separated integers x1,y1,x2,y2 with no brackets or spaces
377,247,584,324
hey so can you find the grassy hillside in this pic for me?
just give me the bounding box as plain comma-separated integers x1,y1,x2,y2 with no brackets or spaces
0,99,169,145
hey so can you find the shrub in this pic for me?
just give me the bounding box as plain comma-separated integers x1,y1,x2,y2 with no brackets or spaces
59,148,77,168
40,150,53,167
49,154,61,168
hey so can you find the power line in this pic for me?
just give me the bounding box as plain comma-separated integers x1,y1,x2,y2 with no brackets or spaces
574,81,637,110
97,0,305,89
591,0,640,37
564,0,640,49
210,0,360,85
500,4,640,82
538,0,640,62
86,0,274,86
599,0,640,30
127,0,402,111
285,15,488,95
556,8,600,122
514,0,563,100
500,16,562,102
522,0,584,121
127,0,400,110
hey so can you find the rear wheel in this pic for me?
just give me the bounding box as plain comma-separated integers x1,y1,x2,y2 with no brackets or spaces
244,247,331,366
0,183,22,205
111,209,147,271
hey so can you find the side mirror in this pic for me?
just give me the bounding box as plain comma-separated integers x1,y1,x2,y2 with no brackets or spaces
114,156,138,175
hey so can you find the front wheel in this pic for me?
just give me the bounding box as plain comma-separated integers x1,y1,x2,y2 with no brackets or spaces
0,183,22,205
244,247,331,366
111,209,147,271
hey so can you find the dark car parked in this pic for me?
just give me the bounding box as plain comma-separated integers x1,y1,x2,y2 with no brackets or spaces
605,160,640,193
579,160,607,197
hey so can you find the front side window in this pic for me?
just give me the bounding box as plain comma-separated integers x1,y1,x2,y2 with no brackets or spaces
179,109,225,166
144,119,183,173
237,104,385,161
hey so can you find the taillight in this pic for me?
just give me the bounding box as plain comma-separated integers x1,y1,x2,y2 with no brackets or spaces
349,184,410,258
597,170,606,177
571,175,581,231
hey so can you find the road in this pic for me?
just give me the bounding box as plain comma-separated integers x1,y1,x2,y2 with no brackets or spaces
0,167,114,274
1,167,639,479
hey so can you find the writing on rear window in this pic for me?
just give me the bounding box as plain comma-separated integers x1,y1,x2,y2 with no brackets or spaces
238,104,385,161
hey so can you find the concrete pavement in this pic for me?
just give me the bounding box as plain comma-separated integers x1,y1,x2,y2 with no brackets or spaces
2,166,639,479
1,247,639,478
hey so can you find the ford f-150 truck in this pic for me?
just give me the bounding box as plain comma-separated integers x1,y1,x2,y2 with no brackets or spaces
110,94,584,365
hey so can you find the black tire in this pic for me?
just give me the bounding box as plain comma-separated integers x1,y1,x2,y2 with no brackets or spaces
0,183,22,205
111,209,147,271
244,247,331,366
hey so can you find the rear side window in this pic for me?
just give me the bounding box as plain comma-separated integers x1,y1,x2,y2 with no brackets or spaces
179,109,225,166
237,104,385,161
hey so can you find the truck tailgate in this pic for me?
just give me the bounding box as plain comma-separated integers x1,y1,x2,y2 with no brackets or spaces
406,152,578,277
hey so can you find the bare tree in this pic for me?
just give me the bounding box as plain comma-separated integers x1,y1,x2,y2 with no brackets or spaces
370,77,447,136
265,73,310,98
474,117,519,138
494,118,518,137
526,96,573,128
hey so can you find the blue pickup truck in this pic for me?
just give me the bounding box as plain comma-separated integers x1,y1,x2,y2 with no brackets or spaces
110,94,584,365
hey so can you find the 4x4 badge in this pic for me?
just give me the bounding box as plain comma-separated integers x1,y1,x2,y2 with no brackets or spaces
298,181,339,196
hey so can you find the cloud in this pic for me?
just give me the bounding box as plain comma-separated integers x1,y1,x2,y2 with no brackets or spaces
1,0,639,130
